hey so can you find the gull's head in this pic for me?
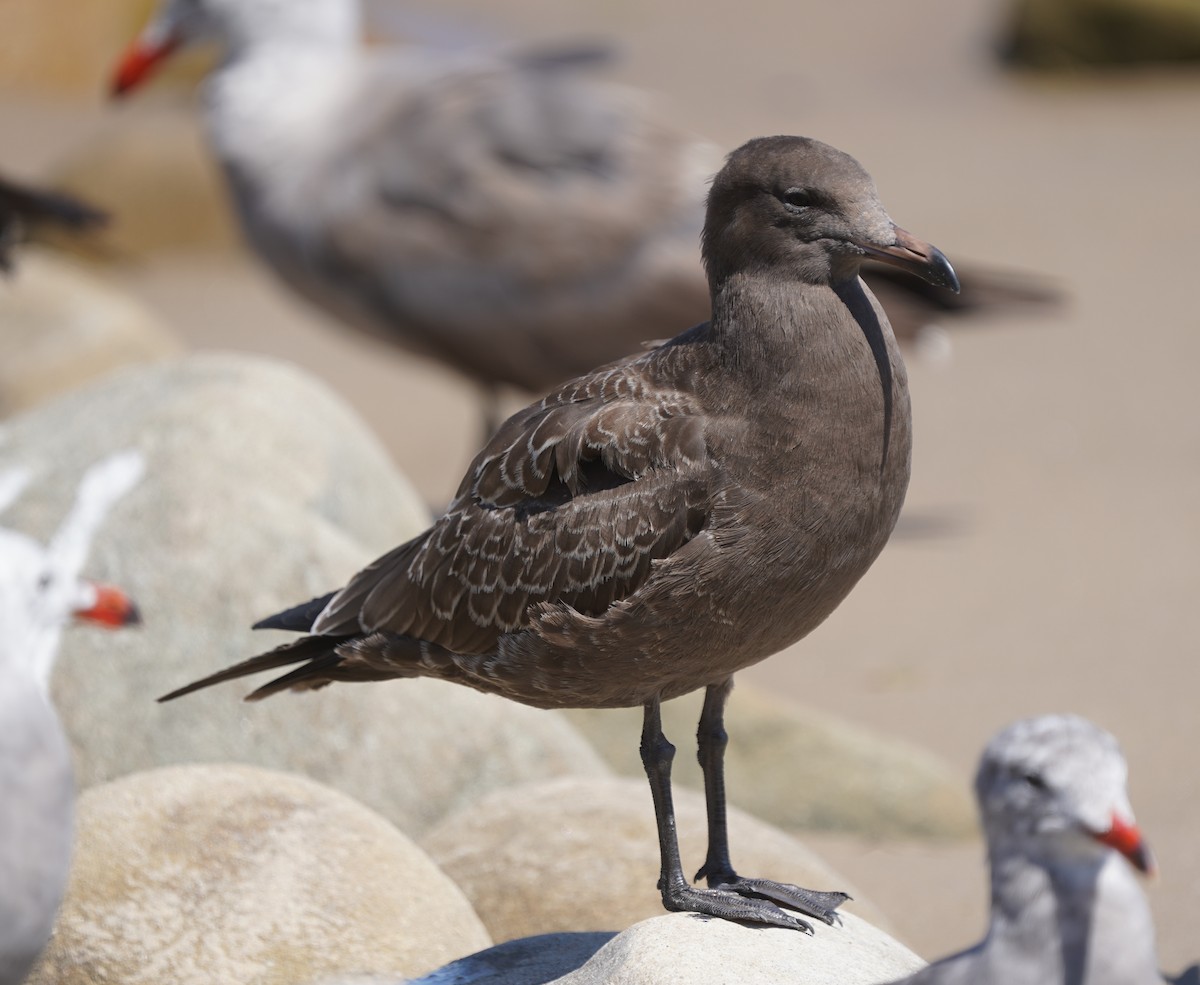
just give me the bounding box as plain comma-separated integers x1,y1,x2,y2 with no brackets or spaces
111,0,361,95
0,452,144,690
975,714,1154,876
702,135,959,293
0,529,140,688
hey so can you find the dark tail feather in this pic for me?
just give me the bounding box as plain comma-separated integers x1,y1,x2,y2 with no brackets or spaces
245,654,345,701
158,635,343,702
253,591,339,632
246,654,410,701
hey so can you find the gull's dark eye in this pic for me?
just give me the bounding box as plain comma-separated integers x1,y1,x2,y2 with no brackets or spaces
1006,764,1047,791
781,187,815,210
37,572,53,591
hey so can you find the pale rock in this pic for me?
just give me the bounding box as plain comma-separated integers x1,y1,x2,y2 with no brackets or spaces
550,911,923,985
0,353,606,836
0,249,179,416
26,763,491,985
564,685,975,840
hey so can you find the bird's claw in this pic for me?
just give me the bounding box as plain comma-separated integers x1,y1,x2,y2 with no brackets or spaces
695,869,849,927
662,883,816,933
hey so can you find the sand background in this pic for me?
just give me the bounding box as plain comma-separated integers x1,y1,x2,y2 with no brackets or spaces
3,0,1198,971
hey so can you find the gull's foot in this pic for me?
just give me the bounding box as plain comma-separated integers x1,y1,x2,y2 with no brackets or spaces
695,866,849,927
661,882,816,933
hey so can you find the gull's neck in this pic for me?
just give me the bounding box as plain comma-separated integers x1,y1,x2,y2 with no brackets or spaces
203,40,361,211
214,3,363,64
707,270,888,368
982,844,1160,985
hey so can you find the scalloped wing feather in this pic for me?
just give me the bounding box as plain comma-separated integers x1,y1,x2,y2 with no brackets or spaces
311,360,713,654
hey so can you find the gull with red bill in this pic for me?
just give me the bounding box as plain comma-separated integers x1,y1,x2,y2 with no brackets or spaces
109,0,1055,439
886,714,1162,985
0,449,143,985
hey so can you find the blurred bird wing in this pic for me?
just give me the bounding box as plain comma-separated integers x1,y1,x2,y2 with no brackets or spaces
312,355,714,651
322,52,701,285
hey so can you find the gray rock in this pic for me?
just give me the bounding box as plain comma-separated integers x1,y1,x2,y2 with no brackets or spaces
0,250,179,417
549,912,924,985
421,776,888,944
0,353,607,836
26,763,492,985
563,685,975,840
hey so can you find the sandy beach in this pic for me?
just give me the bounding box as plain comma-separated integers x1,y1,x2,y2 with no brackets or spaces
3,0,1199,970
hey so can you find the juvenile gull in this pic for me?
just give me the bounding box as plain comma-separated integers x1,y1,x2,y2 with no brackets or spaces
0,452,142,985
111,0,1040,426
159,135,960,932
888,715,1161,985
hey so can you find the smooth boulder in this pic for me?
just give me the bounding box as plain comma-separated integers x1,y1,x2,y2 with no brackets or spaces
564,686,974,840
421,776,887,943
0,353,607,836
551,912,923,985
27,763,491,985
0,250,179,416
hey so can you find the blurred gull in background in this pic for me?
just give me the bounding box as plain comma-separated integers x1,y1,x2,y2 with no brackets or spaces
0,450,142,985
110,0,1059,433
887,715,1162,985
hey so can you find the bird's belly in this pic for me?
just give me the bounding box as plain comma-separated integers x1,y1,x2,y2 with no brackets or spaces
467,473,905,711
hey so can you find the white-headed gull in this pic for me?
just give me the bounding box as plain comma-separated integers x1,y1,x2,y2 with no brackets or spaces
889,714,1162,985
0,450,143,985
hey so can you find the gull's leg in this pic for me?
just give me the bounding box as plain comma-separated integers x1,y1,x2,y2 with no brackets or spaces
692,678,848,926
639,696,813,932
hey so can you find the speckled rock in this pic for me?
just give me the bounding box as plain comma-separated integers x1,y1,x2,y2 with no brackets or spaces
0,249,179,416
564,686,974,840
421,776,886,943
0,353,607,836
25,764,491,985
551,912,923,985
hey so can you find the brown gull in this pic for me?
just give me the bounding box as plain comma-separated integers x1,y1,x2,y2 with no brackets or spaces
159,135,959,932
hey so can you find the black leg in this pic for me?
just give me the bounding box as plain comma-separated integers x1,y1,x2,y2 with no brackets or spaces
639,698,814,932
692,679,849,927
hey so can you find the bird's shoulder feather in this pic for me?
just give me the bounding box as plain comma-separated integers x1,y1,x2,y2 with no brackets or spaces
313,346,716,650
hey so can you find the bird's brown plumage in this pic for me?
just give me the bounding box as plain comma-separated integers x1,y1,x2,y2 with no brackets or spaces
161,133,963,933
162,135,957,713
